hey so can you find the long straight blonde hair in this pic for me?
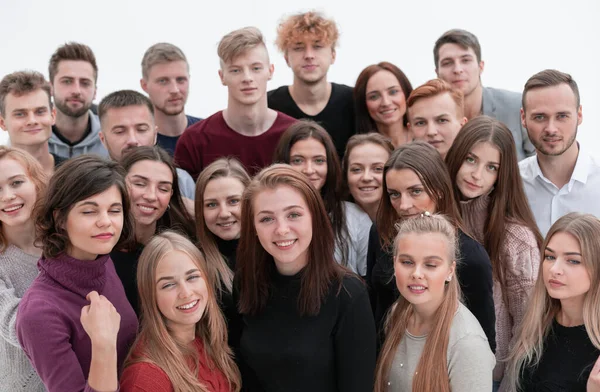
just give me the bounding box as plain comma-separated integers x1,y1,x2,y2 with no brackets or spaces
124,231,241,392
374,214,461,392
502,212,600,391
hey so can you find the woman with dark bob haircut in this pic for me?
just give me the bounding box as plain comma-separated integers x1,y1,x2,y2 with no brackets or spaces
354,62,413,147
367,141,495,352
111,146,196,315
16,155,138,392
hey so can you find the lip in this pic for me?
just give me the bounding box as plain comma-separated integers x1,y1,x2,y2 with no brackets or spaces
400,213,420,219
217,221,237,228
24,128,43,133
274,239,297,249
359,186,378,192
548,279,565,288
176,299,200,313
168,98,183,103
407,284,427,294
241,88,257,93
137,204,158,215
463,179,481,190
1,204,24,215
303,64,317,70
92,232,114,240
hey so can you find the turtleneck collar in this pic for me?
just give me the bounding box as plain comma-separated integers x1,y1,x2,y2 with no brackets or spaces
215,236,239,269
38,252,111,298
459,190,492,244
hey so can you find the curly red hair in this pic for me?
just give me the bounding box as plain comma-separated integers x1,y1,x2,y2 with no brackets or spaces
275,11,339,53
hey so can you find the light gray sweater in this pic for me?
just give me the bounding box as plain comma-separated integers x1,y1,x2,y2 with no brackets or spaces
0,245,44,391
387,303,495,392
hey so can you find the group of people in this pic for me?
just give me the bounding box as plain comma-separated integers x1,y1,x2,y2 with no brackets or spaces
1,9,600,392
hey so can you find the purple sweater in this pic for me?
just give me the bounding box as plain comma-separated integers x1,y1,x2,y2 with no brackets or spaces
16,253,138,392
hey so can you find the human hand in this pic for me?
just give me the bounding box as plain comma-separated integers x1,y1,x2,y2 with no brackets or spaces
80,291,121,347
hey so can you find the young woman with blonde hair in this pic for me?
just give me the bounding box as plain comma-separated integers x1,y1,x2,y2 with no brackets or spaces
374,213,495,391
501,213,600,391
120,231,241,392
445,116,543,388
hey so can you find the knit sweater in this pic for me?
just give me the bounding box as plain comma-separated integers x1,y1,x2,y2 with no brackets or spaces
16,252,139,392
0,245,45,391
121,338,231,392
460,195,540,381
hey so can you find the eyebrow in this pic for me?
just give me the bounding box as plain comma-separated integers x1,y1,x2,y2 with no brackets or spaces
366,85,400,95
545,247,582,256
396,254,444,261
204,194,242,202
11,106,48,113
7,174,26,180
257,205,304,215
129,174,172,185
76,201,123,208
467,152,499,166
156,268,199,283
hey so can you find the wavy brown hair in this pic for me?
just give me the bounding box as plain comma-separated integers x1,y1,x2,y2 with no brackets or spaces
273,120,350,266
377,141,466,249
503,213,600,391
445,116,543,288
374,214,461,392
195,157,251,294
35,155,135,258
237,164,347,316
125,231,241,392
0,147,48,252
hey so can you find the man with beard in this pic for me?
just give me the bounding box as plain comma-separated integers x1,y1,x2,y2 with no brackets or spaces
267,11,354,159
47,42,107,158
519,69,600,236
98,90,196,201
140,43,201,156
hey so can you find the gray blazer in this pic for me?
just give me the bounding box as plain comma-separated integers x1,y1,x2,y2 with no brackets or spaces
482,87,535,161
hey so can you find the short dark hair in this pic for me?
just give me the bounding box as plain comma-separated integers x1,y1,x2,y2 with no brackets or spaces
433,29,482,68
35,155,135,258
48,42,98,83
98,89,154,121
0,71,52,117
522,69,580,111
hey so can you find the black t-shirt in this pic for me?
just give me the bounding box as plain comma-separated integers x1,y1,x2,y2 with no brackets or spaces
267,83,355,159
520,319,599,391
157,114,202,156
111,245,144,316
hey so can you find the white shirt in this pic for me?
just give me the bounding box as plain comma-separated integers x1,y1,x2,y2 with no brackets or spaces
519,144,600,236
334,202,371,276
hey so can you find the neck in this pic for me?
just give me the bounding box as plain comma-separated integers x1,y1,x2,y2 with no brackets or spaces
463,83,484,120
154,110,188,137
536,142,580,189
362,202,378,222
289,78,331,105
54,110,89,143
135,222,157,245
376,122,409,148
223,100,276,136
13,141,54,175
557,298,585,327
2,220,40,256
171,324,196,344
408,303,439,335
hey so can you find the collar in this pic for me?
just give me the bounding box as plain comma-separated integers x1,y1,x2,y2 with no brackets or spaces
532,143,590,186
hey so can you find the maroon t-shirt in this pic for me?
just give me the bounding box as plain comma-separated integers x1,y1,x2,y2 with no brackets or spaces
174,110,296,180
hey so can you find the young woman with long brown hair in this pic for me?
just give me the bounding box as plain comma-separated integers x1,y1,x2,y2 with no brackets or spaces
501,213,600,392
120,231,241,392
445,116,543,387
367,141,495,350
112,145,195,315
342,133,394,222
232,164,376,391
273,120,371,276
374,214,495,391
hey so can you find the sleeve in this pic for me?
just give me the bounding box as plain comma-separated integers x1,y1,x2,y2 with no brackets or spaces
365,224,378,313
334,281,377,392
0,276,21,348
176,168,196,200
346,205,371,277
174,127,202,181
448,334,495,392
120,362,172,392
458,237,496,353
17,298,90,392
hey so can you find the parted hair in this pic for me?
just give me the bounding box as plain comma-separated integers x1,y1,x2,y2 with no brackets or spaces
375,214,461,392
141,42,189,80
217,27,267,64
0,70,52,117
433,29,482,68
0,147,48,252
236,164,347,316
48,42,98,83
125,231,241,392
98,89,154,121
522,69,580,111
34,155,135,258
275,11,339,52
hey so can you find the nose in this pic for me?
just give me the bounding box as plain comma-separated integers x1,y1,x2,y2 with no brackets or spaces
426,124,438,137
0,188,16,201
302,161,315,175
362,168,374,182
218,204,232,219
168,80,180,94
453,61,463,74
143,186,157,202
545,118,559,134
398,195,413,212
275,220,290,236
549,259,564,276
242,68,253,83
304,46,315,59
96,210,111,228
125,129,140,147
381,93,392,106
26,111,38,125
411,264,424,279
178,282,193,299
472,164,484,180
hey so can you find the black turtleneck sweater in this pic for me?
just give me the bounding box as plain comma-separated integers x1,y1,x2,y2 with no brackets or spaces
111,245,144,316
232,268,376,392
216,237,239,270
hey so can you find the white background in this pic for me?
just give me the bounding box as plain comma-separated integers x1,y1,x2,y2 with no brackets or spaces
1,0,598,151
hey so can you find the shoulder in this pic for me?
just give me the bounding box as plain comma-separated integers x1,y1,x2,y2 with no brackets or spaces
267,85,289,99
336,274,369,303
186,115,202,127
449,304,492,349
504,223,539,249
343,201,370,222
331,83,354,96
121,361,172,392
458,231,489,259
484,86,522,103
274,111,297,127
518,156,539,181
182,111,223,137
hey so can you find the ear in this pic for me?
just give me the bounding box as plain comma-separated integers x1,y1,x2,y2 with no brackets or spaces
268,63,274,81
93,84,97,101
284,52,291,67
140,78,148,92
331,48,337,65
434,67,440,77
448,260,457,280
99,131,107,147
50,107,57,126
460,117,468,126
520,108,526,129
0,115,6,131
479,60,485,75
577,105,583,126
218,69,225,86
153,127,158,145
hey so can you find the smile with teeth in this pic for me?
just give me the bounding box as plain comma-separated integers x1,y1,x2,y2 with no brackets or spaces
2,204,24,212
275,239,296,248
359,186,377,192
217,221,236,227
176,300,199,310
380,108,396,114
138,205,157,212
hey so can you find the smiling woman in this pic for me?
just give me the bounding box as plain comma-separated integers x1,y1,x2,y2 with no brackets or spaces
15,155,138,392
